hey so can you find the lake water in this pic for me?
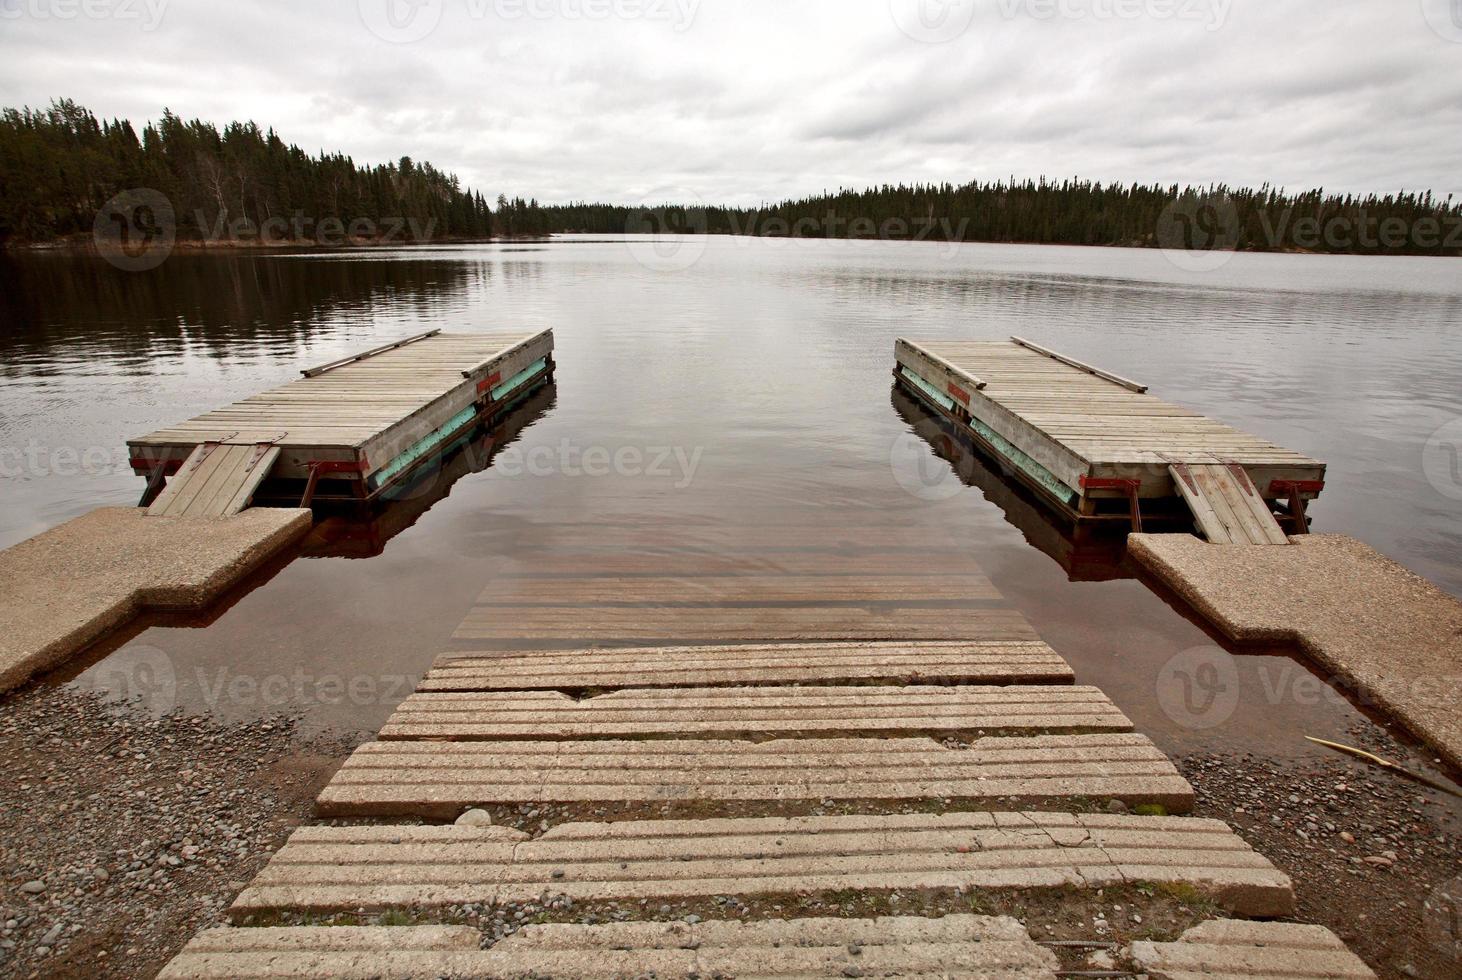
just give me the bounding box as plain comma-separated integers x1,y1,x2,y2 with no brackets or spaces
2,237,1460,761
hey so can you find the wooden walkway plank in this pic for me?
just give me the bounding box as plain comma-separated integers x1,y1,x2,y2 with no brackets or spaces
1128,920,1376,978
230,812,1295,917
451,605,1039,643
377,685,1134,741
426,641,1075,690
162,916,1062,979
315,733,1195,817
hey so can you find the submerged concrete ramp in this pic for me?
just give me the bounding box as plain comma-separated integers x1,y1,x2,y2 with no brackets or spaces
0,506,311,693
161,915,1061,978
232,812,1294,917
1128,920,1376,978
426,640,1075,691
316,734,1195,817
379,684,1134,740
1131,532,1462,770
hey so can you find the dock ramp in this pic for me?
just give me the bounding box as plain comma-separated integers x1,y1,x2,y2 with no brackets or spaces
146,440,282,518
1168,460,1290,545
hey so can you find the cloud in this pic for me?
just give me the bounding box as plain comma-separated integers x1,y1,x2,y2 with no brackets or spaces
0,0,1457,205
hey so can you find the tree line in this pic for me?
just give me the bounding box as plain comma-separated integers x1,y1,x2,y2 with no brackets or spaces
3,100,1457,255
544,179,1462,256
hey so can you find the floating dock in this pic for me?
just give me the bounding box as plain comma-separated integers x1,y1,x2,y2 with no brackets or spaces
895,337,1326,539
129,328,554,510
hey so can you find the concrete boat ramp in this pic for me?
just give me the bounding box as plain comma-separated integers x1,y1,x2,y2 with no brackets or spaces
160,538,1371,978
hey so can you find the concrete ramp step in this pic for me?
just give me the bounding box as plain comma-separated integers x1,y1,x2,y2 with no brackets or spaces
161,915,1061,978
426,640,1075,691
1128,919,1375,978
379,684,1134,741
232,812,1293,918
316,734,1195,818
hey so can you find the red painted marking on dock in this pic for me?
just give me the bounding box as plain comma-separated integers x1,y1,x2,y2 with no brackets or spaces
476,371,503,395
947,382,971,405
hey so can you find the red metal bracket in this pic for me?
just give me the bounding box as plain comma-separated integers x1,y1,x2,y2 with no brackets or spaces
247,433,288,473
299,458,371,507
1079,476,1144,531
1269,480,1324,535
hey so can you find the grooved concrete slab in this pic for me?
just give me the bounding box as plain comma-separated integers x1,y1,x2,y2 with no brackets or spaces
161,915,1061,978
426,641,1076,691
316,734,1194,818
232,812,1293,917
379,685,1134,741
0,506,311,693
1128,919,1376,978
1130,532,1462,770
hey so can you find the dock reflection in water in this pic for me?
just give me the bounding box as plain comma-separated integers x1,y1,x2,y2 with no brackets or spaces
299,383,555,559
891,386,1129,583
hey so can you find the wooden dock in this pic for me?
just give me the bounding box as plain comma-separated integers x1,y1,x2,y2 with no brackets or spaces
129,329,554,509
895,336,1326,539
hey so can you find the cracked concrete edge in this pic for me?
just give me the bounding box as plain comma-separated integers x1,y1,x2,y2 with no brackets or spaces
0,506,311,694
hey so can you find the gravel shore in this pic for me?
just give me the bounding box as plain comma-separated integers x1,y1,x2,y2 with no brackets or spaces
1180,723,1462,980
0,684,355,979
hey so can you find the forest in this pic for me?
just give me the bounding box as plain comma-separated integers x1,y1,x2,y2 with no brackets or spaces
3,100,1458,255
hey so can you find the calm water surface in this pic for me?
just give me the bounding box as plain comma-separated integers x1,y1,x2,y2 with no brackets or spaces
2,238,1460,761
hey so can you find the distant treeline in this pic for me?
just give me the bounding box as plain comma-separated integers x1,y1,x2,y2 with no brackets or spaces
3,99,1458,255
0,99,548,245
544,180,1462,256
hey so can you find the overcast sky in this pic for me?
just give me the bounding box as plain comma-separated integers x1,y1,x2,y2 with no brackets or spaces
2,0,1459,206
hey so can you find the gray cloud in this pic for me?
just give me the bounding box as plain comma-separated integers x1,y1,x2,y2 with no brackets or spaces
0,0,1457,205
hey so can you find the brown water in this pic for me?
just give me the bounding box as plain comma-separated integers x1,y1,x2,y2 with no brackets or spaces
2,238,1461,764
